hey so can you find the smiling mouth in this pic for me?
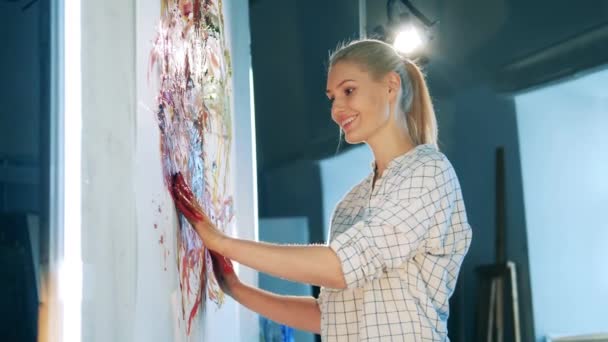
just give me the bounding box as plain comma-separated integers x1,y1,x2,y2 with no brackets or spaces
341,115,358,131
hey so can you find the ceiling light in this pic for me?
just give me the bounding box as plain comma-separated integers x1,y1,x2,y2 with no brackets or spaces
393,25,424,54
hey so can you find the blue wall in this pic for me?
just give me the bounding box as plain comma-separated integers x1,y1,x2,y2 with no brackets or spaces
516,67,608,341
436,86,535,342
259,217,315,342
0,2,42,214
318,146,372,240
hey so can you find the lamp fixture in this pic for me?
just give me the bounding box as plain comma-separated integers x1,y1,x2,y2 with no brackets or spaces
370,0,437,62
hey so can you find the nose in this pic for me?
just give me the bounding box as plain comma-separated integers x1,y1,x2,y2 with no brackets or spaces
331,99,346,123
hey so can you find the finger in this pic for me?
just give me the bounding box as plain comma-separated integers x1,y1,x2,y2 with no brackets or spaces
168,178,183,205
222,257,234,274
174,173,198,203
174,196,201,223
209,253,226,287
174,188,201,216
172,178,204,214
173,185,206,221
177,194,208,222
174,172,184,184
171,182,195,216
171,173,187,198
172,172,197,205
209,252,222,275
177,186,203,215
174,172,188,190
209,250,234,274
173,188,205,224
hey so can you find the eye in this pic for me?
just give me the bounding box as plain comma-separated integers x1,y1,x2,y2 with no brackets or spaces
327,96,335,103
344,87,355,96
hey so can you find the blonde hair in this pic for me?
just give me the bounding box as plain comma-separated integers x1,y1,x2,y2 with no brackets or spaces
329,39,438,148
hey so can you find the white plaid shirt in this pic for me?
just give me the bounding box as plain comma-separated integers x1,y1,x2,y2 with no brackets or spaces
318,144,472,341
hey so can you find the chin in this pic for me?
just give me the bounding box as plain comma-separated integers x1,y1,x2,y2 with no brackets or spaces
344,132,365,144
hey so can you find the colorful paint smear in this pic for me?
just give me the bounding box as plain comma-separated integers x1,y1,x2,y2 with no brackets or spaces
150,0,235,335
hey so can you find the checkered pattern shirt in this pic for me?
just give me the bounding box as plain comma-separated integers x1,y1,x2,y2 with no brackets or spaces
318,144,472,341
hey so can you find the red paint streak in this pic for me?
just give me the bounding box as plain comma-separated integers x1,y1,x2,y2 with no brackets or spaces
193,0,201,25
180,0,193,17
181,254,189,291
184,246,206,334
159,235,164,244
186,296,200,335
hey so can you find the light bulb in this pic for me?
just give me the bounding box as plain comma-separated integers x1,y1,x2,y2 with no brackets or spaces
393,26,424,55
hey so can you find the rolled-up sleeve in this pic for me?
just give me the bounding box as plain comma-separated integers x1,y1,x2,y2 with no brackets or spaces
329,169,451,289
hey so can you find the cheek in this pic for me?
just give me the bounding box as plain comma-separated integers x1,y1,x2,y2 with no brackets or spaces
360,93,388,122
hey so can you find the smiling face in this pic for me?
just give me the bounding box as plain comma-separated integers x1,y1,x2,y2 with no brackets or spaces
326,61,400,144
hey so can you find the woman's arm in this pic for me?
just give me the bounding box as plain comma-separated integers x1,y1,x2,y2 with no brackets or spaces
209,250,321,334
217,237,347,289
171,173,347,289
232,281,321,334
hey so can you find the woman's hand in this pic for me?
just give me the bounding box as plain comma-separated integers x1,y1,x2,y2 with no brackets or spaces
209,250,240,297
171,172,227,251
171,173,345,290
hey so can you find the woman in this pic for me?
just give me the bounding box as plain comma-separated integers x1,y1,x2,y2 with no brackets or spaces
172,39,472,341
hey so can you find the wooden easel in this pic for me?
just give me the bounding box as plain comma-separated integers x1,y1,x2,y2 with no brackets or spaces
475,147,522,342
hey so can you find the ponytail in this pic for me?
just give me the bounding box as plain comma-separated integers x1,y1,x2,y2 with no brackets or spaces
403,60,438,148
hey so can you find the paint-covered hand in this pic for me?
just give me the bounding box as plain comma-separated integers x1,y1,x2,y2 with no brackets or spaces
171,173,205,220
209,250,239,297
171,172,226,251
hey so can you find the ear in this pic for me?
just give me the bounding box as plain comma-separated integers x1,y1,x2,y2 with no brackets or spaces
386,71,401,101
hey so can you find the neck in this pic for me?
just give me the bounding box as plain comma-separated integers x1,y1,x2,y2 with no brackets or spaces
367,124,415,176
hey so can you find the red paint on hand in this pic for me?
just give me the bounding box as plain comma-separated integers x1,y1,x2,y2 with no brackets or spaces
171,172,206,222
209,250,234,274
174,195,200,222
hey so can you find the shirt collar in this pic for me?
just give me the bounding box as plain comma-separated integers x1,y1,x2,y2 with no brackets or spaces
369,144,435,172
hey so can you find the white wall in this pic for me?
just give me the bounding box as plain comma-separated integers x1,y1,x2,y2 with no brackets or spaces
81,1,137,340
224,1,260,339
81,0,257,341
516,67,608,340
134,1,186,339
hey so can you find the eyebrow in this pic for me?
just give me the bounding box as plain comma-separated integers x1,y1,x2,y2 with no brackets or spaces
326,79,355,96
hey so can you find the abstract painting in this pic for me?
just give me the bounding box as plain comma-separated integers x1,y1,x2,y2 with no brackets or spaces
149,0,234,335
